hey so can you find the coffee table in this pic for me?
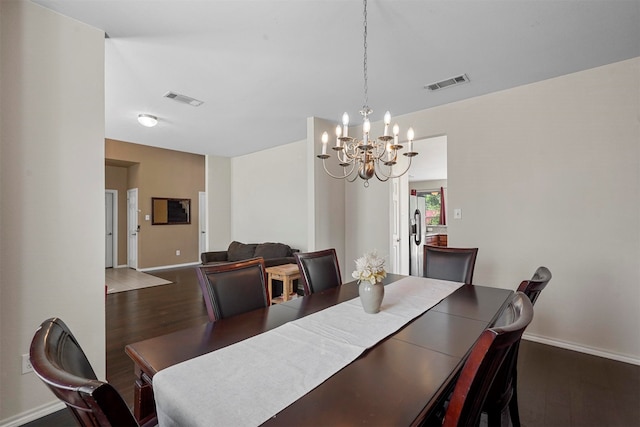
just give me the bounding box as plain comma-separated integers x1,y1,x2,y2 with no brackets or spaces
265,263,301,303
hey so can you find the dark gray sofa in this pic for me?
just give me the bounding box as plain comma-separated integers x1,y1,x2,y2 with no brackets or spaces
200,241,298,268
200,241,299,297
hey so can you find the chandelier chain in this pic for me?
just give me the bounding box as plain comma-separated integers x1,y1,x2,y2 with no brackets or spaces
316,0,417,186
362,0,368,110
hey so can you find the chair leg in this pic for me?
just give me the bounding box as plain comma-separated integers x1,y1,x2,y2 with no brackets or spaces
509,370,521,427
508,391,521,427
486,409,502,427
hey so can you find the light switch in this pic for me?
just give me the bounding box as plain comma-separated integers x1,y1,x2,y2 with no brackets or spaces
145,215,150,221
454,209,462,219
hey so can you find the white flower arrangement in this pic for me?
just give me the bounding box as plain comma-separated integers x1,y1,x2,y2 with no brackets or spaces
352,251,387,285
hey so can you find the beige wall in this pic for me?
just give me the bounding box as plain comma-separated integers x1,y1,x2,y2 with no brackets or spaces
105,139,205,269
344,57,640,363
307,117,347,274
206,155,231,251
106,165,129,266
0,0,105,423
230,140,308,251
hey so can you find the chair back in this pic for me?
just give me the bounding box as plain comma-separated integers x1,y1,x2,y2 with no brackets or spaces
29,317,138,427
196,257,270,321
482,266,553,426
443,292,534,427
517,266,552,305
423,245,478,284
294,248,342,295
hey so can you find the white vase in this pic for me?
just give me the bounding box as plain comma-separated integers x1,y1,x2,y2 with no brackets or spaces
358,281,385,314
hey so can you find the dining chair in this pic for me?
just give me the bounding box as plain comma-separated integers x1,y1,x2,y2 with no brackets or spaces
294,248,342,295
442,292,534,427
196,257,270,321
423,245,478,284
29,317,151,427
483,266,553,426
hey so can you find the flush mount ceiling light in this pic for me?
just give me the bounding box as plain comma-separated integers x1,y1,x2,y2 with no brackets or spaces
137,114,158,127
317,0,417,187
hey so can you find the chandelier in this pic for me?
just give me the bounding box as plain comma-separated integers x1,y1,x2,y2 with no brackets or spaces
318,0,418,187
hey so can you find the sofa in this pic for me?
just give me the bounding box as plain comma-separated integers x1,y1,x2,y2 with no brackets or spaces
200,241,300,297
200,241,298,268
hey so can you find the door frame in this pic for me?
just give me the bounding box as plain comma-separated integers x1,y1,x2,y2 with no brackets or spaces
127,188,138,269
105,189,118,268
199,191,207,257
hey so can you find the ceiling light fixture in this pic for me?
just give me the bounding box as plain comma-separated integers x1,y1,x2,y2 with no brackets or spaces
318,0,418,187
137,114,158,127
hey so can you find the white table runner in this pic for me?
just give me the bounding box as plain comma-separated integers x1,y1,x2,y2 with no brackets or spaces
153,276,463,427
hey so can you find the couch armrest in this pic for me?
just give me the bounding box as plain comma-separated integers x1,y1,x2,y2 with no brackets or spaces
201,251,228,264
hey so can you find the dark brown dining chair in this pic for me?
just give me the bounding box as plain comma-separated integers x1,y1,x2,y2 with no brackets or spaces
483,266,553,426
423,245,478,284
29,317,147,427
196,257,270,321
294,248,342,295
442,292,534,427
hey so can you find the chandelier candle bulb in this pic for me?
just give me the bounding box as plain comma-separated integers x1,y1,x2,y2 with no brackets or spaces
384,111,391,136
335,125,342,147
407,127,415,152
321,132,328,155
363,118,370,144
342,112,349,137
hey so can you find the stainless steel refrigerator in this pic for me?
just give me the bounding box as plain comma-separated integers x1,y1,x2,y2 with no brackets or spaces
409,194,426,276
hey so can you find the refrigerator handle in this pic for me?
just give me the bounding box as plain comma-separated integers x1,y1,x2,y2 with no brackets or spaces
414,209,422,245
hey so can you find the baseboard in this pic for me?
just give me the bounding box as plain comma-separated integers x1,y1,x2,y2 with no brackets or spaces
523,332,640,366
0,401,65,427
138,261,200,272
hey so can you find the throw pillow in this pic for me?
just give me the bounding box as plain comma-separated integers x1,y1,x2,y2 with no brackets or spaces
227,241,257,262
254,242,291,259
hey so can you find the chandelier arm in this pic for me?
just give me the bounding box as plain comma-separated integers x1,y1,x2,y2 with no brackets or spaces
373,167,391,182
322,158,356,180
373,143,387,160
347,172,360,183
341,147,356,161
375,155,414,179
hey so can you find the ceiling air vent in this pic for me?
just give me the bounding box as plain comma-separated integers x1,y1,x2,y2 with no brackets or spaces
425,74,470,91
163,91,204,107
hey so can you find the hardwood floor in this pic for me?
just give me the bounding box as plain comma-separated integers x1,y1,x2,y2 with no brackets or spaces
24,268,640,426
106,266,209,406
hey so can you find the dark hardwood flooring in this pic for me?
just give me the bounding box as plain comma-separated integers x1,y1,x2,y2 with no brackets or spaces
24,267,640,427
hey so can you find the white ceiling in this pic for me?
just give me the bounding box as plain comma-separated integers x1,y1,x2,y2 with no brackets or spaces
33,0,639,158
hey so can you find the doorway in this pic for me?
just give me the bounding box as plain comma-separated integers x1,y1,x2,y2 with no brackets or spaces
394,135,448,275
105,190,118,268
199,191,207,257
127,188,138,269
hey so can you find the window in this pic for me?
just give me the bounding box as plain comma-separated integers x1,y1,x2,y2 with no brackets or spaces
417,190,442,225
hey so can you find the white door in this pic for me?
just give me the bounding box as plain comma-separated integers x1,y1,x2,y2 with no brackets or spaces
397,173,410,275
390,180,400,274
105,192,114,268
127,188,138,269
199,191,207,258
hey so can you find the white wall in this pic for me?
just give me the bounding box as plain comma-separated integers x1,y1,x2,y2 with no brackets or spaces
345,178,392,277
347,57,640,362
206,155,231,251
230,140,308,251
307,117,347,277
0,1,105,423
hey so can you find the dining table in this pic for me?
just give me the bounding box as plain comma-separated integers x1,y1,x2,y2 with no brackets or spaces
125,273,513,426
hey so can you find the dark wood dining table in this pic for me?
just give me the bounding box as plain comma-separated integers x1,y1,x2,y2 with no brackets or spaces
125,274,513,426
